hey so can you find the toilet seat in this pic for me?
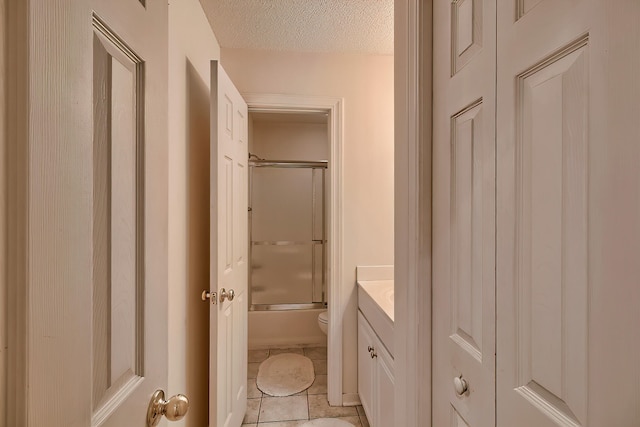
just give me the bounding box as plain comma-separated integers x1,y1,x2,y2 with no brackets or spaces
318,311,328,324
317,310,328,335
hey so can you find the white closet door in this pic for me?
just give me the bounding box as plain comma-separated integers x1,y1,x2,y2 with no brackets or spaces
432,0,496,425
496,1,640,425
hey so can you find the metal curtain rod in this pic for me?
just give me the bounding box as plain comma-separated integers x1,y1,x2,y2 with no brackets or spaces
249,159,328,169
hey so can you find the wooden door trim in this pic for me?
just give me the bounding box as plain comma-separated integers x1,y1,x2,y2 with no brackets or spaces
394,0,432,426
242,93,345,406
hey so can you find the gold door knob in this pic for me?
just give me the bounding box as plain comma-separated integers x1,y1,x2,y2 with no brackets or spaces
147,390,189,426
219,288,235,302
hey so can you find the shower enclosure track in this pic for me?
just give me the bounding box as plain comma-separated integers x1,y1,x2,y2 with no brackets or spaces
249,159,328,168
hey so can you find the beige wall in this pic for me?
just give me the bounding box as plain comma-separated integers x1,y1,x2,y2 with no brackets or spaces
251,118,328,160
221,48,394,395
168,1,220,425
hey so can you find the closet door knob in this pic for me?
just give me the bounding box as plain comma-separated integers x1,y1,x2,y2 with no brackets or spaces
453,375,468,396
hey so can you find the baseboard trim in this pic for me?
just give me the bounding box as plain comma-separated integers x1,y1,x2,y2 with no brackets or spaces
341,393,361,407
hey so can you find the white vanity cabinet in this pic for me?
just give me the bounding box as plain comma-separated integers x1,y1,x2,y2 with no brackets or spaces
357,311,395,427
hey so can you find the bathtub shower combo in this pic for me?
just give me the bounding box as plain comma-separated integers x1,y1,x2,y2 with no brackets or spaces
248,156,328,346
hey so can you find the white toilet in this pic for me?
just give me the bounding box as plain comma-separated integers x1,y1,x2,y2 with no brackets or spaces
317,310,328,335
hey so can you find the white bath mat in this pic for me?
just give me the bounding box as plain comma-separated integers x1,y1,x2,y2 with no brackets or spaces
256,353,315,396
301,419,355,427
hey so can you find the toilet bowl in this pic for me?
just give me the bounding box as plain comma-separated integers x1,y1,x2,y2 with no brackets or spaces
317,310,328,335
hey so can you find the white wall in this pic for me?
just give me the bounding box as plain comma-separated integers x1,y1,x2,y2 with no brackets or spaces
221,48,394,395
168,1,220,425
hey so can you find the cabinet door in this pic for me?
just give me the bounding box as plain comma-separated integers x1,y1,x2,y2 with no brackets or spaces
357,311,376,423
375,343,395,427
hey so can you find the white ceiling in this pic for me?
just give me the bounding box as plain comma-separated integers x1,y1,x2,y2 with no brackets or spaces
199,0,394,55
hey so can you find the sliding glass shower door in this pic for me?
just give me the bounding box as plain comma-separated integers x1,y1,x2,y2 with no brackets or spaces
249,160,326,310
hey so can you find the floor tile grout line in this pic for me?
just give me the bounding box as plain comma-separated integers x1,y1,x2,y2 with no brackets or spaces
256,394,263,424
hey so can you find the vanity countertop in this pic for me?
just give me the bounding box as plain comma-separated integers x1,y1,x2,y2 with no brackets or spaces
357,280,394,322
357,280,394,356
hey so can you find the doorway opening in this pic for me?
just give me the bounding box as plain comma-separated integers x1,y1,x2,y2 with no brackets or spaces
244,93,345,405
248,111,328,312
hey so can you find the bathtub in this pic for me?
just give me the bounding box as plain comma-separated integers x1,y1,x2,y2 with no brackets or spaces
248,308,327,349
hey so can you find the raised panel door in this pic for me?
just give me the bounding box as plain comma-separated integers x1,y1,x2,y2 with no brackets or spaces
90,1,169,425
21,0,169,424
496,1,640,425
210,60,249,427
432,0,496,425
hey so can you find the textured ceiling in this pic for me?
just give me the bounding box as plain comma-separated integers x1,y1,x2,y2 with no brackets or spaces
199,0,394,55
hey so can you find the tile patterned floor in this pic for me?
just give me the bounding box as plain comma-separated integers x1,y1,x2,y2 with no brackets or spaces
243,347,370,427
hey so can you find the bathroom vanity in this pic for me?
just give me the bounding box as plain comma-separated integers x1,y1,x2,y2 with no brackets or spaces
357,280,395,427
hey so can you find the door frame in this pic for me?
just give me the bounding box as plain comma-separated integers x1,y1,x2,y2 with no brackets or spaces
242,93,345,406
1,0,8,421
6,1,52,424
394,0,432,426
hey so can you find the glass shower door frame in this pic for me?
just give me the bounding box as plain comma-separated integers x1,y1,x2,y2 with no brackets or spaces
248,159,327,311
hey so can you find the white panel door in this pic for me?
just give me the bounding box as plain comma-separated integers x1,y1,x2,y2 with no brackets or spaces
17,0,170,425
497,1,640,426
432,0,496,425
209,60,249,427
91,1,170,425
